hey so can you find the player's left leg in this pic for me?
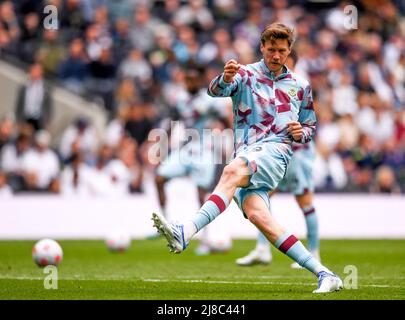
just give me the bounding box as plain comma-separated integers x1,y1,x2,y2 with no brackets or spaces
242,194,342,293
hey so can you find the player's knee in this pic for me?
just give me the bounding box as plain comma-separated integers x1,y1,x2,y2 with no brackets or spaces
221,160,248,185
246,209,265,226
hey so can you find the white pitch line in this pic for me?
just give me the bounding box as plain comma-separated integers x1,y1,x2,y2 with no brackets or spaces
142,278,317,286
141,278,403,288
174,275,311,279
0,275,402,288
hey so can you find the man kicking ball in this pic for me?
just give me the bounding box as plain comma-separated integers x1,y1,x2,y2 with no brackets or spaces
152,23,342,293
236,51,321,269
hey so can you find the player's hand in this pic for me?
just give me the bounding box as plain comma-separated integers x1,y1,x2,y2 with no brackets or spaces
223,59,241,83
287,121,303,142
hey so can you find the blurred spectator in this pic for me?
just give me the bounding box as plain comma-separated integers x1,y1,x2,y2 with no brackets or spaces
154,0,181,23
372,165,401,194
233,2,265,50
15,63,52,131
93,5,112,39
60,0,89,41
0,129,32,192
172,0,215,35
355,96,395,144
60,152,93,196
332,71,359,116
104,106,130,148
148,24,176,82
198,27,237,65
36,29,67,76
115,78,139,110
316,107,341,152
85,144,115,196
18,12,41,63
118,48,153,92
124,101,155,147
116,136,143,193
0,115,14,152
172,25,200,64
20,130,60,192
59,117,99,163
106,155,137,195
211,0,241,25
87,47,117,115
394,111,405,147
344,134,384,192
0,133,31,188
0,170,13,197
58,38,89,94
314,142,348,191
337,114,360,152
160,66,188,113
107,0,135,22
0,1,20,55
129,5,162,53
111,18,132,62
84,23,108,61
325,1,351,34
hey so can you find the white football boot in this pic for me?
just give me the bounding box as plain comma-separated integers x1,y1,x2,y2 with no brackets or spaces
152,212,188,253
236,249,272,266
313,271,343,293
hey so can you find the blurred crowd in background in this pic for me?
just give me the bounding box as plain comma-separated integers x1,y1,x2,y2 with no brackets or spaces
0,0,404,197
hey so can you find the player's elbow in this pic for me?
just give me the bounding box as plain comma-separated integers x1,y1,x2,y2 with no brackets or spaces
207,88,216,97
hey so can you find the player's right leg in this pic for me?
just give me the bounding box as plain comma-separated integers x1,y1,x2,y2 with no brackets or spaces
152,158,250,253
242,194,342,293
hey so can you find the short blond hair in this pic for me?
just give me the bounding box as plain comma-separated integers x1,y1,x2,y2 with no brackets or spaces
260,23,295,48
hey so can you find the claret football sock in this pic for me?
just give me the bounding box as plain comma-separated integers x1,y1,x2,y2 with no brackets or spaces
274,231,331,275
184,192,230,242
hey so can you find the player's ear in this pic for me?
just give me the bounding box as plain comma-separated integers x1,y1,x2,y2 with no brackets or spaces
260,42,265,55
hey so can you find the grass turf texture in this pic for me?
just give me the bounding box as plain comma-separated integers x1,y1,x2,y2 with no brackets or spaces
0,240,404,300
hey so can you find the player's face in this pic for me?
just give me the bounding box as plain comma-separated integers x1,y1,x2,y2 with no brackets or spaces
260,39,291,75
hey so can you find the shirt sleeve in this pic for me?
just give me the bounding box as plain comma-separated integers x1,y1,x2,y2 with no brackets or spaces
297,84,317,144
207,67,247,98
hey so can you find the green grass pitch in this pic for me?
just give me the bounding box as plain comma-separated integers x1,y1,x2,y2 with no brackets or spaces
0,239,404,300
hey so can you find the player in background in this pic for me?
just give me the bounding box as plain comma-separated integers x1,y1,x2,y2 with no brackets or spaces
154,67,229,254
152,23,342,293
236,50,320,268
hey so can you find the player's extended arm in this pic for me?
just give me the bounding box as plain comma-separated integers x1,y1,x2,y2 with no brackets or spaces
297,84,317,143
207,59,246,97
